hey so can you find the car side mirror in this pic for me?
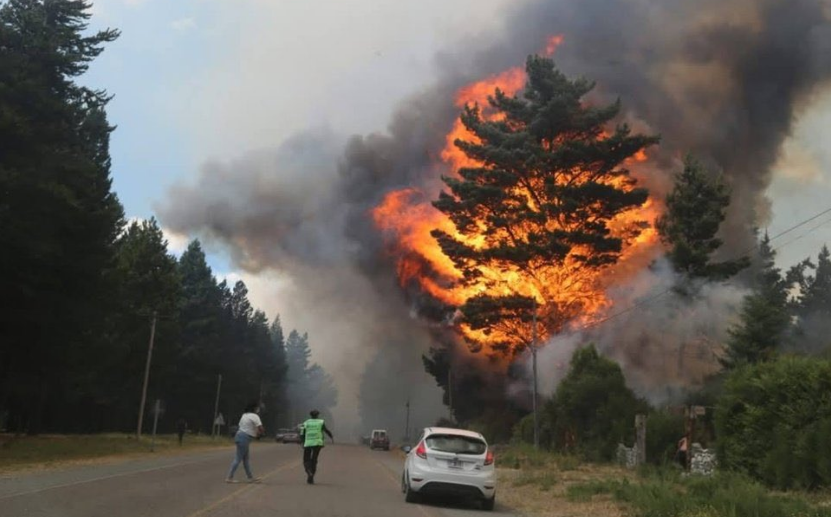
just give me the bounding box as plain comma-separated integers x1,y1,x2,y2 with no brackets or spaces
402,445,412,453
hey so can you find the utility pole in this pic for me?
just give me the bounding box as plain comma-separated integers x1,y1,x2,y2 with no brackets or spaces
404,398,411,443
532,301,539,450
212,374,222,438
136,311,157,440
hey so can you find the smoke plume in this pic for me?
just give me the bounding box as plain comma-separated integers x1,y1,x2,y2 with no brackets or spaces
160,0,831,426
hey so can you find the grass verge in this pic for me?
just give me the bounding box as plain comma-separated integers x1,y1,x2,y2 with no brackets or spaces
0,433,231,474
569,470,831,517
497,445,831,517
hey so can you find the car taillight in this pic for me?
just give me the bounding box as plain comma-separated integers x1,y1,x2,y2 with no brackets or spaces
484,450,494,466
415,441,427,459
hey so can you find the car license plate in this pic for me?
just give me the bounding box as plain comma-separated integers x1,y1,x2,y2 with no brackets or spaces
448,458,462,469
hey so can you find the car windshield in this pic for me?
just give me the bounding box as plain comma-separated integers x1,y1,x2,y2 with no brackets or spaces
425,434,486,455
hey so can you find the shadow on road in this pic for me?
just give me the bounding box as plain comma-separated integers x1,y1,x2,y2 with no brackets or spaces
416,495,503,513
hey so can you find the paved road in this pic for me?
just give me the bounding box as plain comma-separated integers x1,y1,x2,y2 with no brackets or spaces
0,444,515,516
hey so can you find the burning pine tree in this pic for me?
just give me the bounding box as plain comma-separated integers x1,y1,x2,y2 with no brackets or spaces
432,56,659,357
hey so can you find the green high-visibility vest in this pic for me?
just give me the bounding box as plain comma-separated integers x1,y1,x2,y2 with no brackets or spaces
303,418,325,447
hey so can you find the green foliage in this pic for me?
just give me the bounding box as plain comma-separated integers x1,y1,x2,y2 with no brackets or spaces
657,156,748,282
645,410,685,466
90,219,182,429
432,55,658,356
568,471,831,517
722,233,791,368
716,356,831,490
566,479,620,502
790,246,831,352
0,2,297,436
0,0,124,433
541,345,647,461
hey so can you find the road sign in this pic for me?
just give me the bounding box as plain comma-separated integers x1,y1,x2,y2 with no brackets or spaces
214,413,225,426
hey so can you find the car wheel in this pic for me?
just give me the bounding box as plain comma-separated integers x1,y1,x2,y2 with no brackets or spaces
481,494,495,511
403,473,420,503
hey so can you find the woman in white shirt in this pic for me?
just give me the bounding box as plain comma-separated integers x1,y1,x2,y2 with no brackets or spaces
226,402,264,483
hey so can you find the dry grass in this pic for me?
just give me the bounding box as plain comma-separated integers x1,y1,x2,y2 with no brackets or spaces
497,449,633,517
0,433,230,475
496,447,831,517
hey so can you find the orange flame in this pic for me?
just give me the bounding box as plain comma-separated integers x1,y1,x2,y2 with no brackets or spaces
372,36,661,356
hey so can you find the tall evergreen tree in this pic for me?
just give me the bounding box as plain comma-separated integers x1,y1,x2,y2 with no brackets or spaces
0,0,123,433
103,218,182,431
657,156,748,284
792,246,831,351
721,233,790,369
171,240,225,431
432,55,658,357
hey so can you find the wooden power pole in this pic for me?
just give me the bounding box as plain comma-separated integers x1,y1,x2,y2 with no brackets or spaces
136,311,157,440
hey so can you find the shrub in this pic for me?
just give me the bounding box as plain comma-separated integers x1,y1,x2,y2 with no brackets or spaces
645,410,685,465
545,345,648,461
716,356,831,490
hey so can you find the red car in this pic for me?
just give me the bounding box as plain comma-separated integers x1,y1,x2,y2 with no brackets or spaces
370,429,390,450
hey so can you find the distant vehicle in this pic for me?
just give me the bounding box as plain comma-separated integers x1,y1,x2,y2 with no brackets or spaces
275,428,293,442
370,429,390,450
401,427,496,511
279,426,302,444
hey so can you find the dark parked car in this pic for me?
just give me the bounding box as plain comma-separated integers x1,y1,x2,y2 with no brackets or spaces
370,429,390,450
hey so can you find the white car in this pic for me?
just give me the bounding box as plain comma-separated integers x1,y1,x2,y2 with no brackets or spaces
401,427,496,511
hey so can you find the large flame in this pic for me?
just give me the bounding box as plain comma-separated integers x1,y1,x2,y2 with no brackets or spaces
372,36,662,356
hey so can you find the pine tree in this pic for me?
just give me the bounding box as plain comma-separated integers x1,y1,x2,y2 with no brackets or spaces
104,218,182,430
792,246,831,351
432,55,658,357
657,156,748,283
171,241,225,430
721,233,790,369
0,0,123,433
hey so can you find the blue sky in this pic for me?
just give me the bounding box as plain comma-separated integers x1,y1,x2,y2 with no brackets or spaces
85,0,226,266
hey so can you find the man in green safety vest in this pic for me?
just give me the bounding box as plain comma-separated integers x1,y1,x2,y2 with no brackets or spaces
299,409,334,484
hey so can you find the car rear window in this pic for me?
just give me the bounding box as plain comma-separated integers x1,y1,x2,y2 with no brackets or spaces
425,434,486,455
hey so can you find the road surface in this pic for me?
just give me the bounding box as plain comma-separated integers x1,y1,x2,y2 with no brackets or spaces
0,443,514,516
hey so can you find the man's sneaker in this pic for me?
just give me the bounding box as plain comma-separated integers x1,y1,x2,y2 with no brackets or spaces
306,474,313,484
225,478,237,483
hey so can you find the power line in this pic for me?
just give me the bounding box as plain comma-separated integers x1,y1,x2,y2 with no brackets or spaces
770,215,831,253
